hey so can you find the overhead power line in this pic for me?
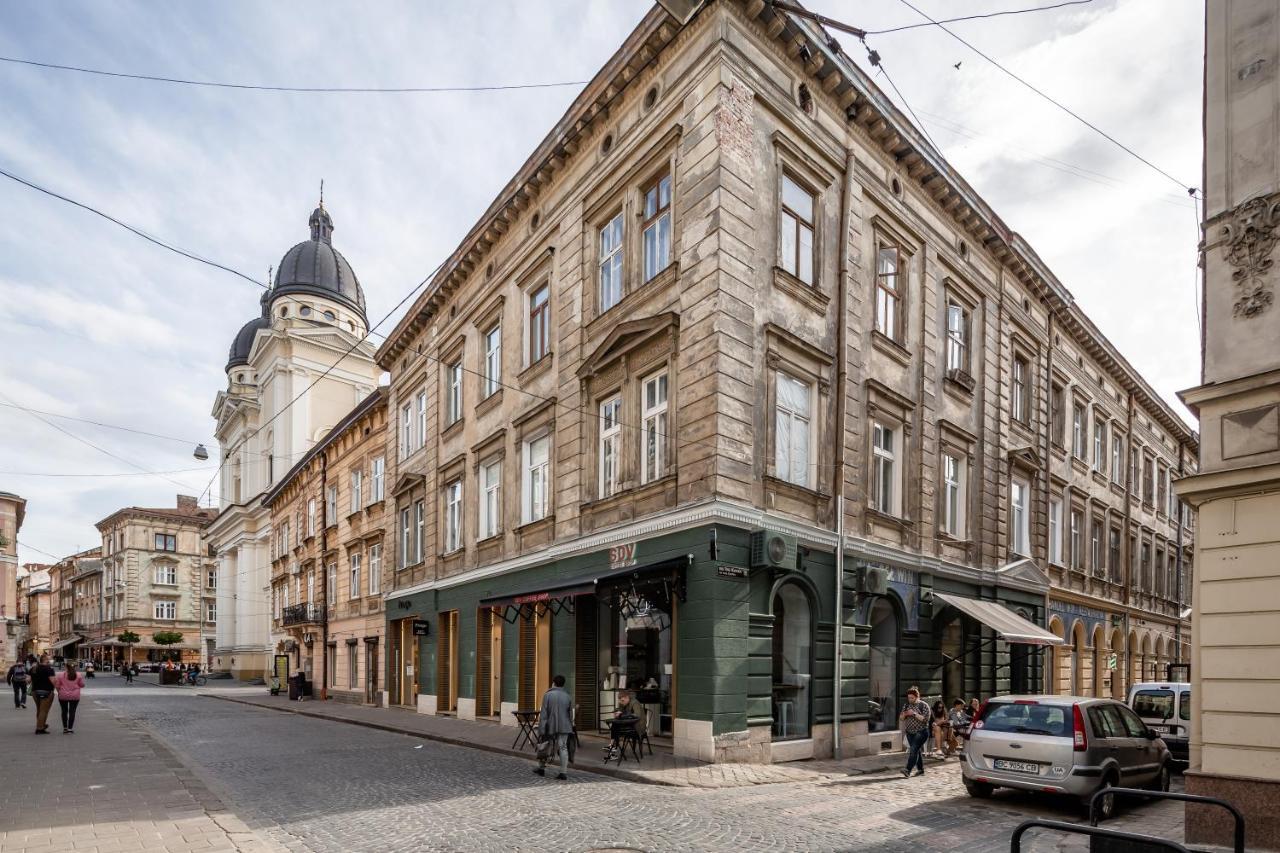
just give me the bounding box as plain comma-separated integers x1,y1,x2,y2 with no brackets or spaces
0,465,214,478
0,400,206,445
16,539,62,561
865,0,1097,35
0,55,588,95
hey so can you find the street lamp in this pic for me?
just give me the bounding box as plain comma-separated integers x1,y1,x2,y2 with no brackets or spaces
193,444,209,461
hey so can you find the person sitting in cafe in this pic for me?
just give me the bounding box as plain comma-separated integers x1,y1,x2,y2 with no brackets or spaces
605,690,643,760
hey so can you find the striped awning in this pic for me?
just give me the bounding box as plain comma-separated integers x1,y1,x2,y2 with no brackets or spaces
934,593,1064,646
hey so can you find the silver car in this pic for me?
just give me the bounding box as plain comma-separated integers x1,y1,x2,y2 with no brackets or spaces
961,695,1171,818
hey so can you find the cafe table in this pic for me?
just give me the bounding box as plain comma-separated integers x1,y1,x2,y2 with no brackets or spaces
512,709,540,751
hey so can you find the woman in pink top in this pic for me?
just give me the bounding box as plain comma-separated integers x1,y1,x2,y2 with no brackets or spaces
54,661,85,733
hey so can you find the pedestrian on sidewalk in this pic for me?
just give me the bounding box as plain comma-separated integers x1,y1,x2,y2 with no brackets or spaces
899,686,930,777
6,659,29,709
532,674,574,781
54,660,85,733
123,664,134,685
29,654,57,734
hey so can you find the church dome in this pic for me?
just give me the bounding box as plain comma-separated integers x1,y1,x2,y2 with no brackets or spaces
269,205,367,322
226,291,270,372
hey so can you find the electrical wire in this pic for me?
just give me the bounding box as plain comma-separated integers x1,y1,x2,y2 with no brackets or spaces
865,0,1097,35
0,465,215,478
16,539,62,561
0,401,206,445
0,55,588,95
868,52,943,159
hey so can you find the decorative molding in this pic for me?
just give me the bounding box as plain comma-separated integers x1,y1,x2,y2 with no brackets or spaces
1222,194,1280,317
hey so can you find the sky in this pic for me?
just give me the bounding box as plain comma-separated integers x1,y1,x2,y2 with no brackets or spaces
0,0,1204,565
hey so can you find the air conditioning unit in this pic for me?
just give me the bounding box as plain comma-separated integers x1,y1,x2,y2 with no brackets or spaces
750,530,797,569
858,565,889,595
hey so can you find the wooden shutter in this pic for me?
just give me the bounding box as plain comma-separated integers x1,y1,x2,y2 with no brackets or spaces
574,596,598,732
518,609,536,710
475,608,492,717
437,611,453,712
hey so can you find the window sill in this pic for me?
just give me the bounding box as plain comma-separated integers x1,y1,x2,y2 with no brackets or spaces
771,266,829,313
441,417,464,441
519,353,553,384
514,514,554,534
866,507,912,530
1010,418,1035,444
476,532,503,547
942,371,975,403
763,474,830,505
475,388,503,418
1070,457,1090,477
581,473,677,514
870,330,911,367
1091,471,1109,487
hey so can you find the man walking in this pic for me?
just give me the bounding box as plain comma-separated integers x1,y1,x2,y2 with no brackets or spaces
29,654,57,734
532,674,574,781
899,685,931,777
6,659,29,708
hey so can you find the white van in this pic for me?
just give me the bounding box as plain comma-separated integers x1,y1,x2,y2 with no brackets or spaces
1128,682,1190,763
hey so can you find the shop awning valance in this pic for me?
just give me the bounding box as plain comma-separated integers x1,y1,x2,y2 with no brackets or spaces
934,593,1064,646
49,635,83,651
479,556,689,613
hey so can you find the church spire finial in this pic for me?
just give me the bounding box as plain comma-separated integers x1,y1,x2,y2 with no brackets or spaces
319,179,324,210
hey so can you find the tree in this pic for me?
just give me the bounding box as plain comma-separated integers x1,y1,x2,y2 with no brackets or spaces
152,631,185,661
118,631,140,666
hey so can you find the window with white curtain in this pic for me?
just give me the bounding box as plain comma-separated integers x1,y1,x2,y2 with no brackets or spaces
641,372,668,484
414,499,425,563
599,397,622,498
1048,497,1063,565
445,480,463,553
872,422,897,515
479,459,502,539
775,370,812,488
1010,478,1030,555
399,507,411,569
349,554,361,599
153,600,175,620
941,452,964,537
368,545,381,595
401,404,412,458
326,485,337,526
484,324,502,398
523,436,549,523
447,360,463,425
416,391,427,449
371,457,385,502
153,565,177,586
307,498,316,537
350,469,362,512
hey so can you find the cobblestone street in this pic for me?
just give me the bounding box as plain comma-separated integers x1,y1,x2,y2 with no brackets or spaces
0,678,1193,853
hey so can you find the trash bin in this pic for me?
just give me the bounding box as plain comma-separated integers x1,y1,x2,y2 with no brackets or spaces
288,674,303,701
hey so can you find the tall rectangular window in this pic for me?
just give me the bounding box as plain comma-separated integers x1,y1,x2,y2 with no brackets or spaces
348,643,358,689
447,360,463,425
307,498,316,537
1157,464,1168,515
1010,479,1029,555
642,371,669,484
416,391,427,449
872,422,897,515
1012,356,1029,424
1072,403,1086,458
479,459,502,539
414,499,425,564
368,544,381,595
779,174,815,285
326,485,338,526
326,564,335,603
1109,527,1121,581
1111,434,1124,484
1093,418,1107,471
1091,519,1104,573
308,571,315,605
349,554,361,599
444,480,462,553
401,404,412,458
599,213,624,312
875,244,901,340
599,397,622,498
399,507,411,569
775,371,812,488
371,457,384,502
351,469,362,512
941,452,964,537
1143,455,1154,505
523,436,549,523
206,601,216,623
642,174,672,282
483,324,502,398
1051,383,1065,446
1131,447,1141,494
945,301,968,373
1070,509,1083,569
528,283,550,364
1048,497,1063,565
1141,542,1152,589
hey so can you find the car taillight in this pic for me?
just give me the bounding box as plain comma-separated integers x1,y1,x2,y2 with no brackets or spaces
1073,703,1087,752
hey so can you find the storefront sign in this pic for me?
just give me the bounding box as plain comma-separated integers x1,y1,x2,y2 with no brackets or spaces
411,619,430,636
609,542,638,570
513,591,552,606
717,565,748,579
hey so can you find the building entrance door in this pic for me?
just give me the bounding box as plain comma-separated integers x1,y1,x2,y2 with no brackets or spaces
475,607,503,718
365,641,379,705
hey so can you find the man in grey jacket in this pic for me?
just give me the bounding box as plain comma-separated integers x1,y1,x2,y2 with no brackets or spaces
533,674,574,780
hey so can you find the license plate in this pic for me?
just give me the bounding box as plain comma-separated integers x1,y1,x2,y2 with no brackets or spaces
994,759,1040,774
1149,725,1170,733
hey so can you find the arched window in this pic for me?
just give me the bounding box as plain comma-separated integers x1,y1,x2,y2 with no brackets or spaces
771,583,813,740
869,597,899,733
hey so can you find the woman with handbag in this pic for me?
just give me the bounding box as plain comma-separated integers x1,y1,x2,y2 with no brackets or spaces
54,660,86,733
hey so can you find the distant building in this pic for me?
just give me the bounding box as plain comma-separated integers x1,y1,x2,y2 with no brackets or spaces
0,491,25,665
20,565,52,659
47,547,101,661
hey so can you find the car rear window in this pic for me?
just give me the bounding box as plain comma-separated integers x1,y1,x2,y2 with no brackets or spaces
1133,689,1175,720
1179,691,1191,721
977,701,1071,737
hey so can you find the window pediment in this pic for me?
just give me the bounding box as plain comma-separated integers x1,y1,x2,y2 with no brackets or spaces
577,312,679,380
1007,445,1043,473
391,471,425,497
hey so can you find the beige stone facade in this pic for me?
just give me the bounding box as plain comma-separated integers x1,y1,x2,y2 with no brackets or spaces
94,496,216,665
21,566,53,659
263,388,389,703
0,491,25,667
1178,1,1280,848
47,548,102,661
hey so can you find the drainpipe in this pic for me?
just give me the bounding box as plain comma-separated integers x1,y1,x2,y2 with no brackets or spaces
320,454,330,701
831,149,855,760
1174,443,1185,666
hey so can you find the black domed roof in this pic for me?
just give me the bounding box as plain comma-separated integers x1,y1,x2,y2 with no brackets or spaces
226,314,269,372
270,206,367,321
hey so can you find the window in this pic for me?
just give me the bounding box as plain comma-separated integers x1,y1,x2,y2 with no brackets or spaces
351,469,363,512
599,213,624,311
1070,509,1083,569
154,565,177,586
414,500,425,564
480,459,502,539
326,485,338,526
349,554,361,599
399,507,411,569
1012,356,1030,424
401,404,412,458
1072,403,1086,458
1093,418,1107,471
1010,479,1030,555
1091,519,1104,573
874,244,901,340
945,301,968,373
528,283,550,364
206,568,217,590
779,174,815,285
1131,447,1141,495
446,360,463,425
642,371,669,484
599,397,622,498
1143,456,1155,505
483,325,502,398
1051,383,1065,445
368,545,381,595
206,601,216,623
1141,542,1152,589
871,422,897,515
307,498,316,537
153,600,176,620
154,533,176,552
348,643,358,690
326,564,335,603
1168,474,1179,518
371,457,385,503
1157,464,1168,515
444,480,463,553
1048,497,1063,565
282,521,290,552
775,371,813,488
523,436,550,523
416,391,427,449
1109,528,1121,581
941,452,964,537
642,173,672,282
1112,434,1124,485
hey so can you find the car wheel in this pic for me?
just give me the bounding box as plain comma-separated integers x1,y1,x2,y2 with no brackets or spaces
964,778,993,799
1094,779,1119,821
1154,762,1171,793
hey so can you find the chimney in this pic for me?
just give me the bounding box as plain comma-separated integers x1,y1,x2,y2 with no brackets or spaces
176,495,199,512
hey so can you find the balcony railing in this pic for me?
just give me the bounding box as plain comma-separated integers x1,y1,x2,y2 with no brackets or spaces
281,603,326,627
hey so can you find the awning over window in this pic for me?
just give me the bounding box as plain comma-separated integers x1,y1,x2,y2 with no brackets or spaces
48,635,84,651
934,593,1064,646
478,556,689,616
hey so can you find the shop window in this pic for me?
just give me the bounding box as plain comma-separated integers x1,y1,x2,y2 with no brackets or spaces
771,583,812,741
599,578,675,737
347,643,358,689
475,607,503,718
868,597,899,733
941,616,965,706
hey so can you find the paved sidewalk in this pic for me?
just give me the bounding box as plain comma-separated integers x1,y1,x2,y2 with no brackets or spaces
203,691,908,789
0,692,283,853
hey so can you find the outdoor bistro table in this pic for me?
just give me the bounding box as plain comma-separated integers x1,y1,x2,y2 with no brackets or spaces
512,709,540,751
